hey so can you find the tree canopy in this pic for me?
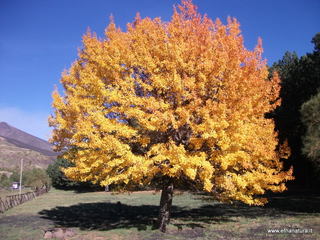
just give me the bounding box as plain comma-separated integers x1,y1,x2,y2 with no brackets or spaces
49,0,293,231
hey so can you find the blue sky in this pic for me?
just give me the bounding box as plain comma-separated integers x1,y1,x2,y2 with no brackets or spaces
0,0,319,140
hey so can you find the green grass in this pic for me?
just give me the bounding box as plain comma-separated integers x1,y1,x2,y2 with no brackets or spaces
0,188,319,240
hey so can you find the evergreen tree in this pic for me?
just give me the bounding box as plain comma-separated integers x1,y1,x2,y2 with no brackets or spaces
270,32,320,186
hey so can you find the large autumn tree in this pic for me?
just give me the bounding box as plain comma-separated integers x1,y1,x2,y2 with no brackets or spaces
49,0,293,232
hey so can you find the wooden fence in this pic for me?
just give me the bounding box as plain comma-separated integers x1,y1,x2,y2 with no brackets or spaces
0,187,50,213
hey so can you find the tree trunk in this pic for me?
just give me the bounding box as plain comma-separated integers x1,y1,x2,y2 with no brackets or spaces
158,179,174,232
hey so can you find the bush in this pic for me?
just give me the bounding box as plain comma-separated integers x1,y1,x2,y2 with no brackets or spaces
23,168,51,189
301,91,320,173
0,174,11,188
0,168,51,190
47,158,78,189
47,158,101,190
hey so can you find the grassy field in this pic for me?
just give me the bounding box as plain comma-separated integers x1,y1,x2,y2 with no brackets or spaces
0,188,319,240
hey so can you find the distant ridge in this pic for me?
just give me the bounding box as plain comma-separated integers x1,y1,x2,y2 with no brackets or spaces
0,122,56,156
0,122,58,169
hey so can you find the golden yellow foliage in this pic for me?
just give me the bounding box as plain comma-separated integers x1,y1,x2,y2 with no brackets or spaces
49,0,293,205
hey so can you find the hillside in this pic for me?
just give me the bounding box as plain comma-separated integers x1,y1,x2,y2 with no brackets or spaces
0,122,57,170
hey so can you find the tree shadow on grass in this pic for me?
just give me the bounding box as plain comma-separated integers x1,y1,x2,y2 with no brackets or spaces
265,191,320,214
38,202,234,231
38,192,320,232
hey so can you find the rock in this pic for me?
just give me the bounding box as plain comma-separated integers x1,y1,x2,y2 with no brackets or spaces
53,228,64,239
43,228,76,239
43,231,53,239
64,228,75,237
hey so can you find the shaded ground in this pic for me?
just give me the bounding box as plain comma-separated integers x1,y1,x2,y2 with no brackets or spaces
0,189,319,240
38,193,320,239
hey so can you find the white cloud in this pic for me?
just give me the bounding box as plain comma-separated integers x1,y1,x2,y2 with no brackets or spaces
0,107,52,140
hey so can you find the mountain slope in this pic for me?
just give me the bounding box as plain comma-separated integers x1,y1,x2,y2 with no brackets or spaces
0,122,57,169
0,122,56,156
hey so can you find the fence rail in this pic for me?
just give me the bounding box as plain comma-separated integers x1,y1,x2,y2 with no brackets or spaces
0,187,50,213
